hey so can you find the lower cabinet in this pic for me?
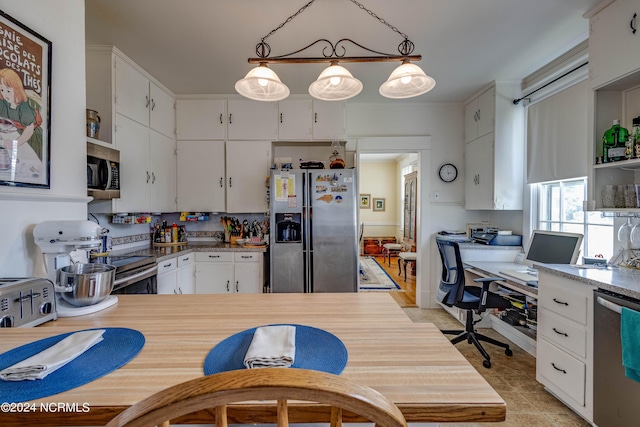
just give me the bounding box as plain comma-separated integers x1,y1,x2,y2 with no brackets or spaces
195,252,263,294
536,271,593,423
157,253,195,294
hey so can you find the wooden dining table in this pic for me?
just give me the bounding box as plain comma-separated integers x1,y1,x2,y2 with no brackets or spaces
0,293,506,426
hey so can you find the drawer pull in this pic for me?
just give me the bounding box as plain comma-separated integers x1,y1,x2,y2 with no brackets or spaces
163,263,172,268
552,298,569,306
226,280,230,292
551,362,567,374
552,327,568,337
182,257,189,261
209,255,221,259
241,255,252,259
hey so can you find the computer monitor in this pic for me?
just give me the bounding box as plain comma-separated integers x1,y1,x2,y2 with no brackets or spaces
524,230,584,267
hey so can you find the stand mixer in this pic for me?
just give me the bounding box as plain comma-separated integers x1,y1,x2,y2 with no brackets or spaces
33,220,118,317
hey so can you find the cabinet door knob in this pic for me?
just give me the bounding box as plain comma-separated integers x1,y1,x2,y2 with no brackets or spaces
314,112,318,123
229,113,232,124
280,113,283,123
151,172,156,184
151,99,156,111
146,171,151,183
219,177,223,188
631,12,637,34
236,281,239,293
229,177,232,188
219,113,223,124
226,280,230,292
145,95,150,108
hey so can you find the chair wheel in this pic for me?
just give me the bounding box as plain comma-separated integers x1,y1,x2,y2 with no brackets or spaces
505,349,513,357
483,360,491,368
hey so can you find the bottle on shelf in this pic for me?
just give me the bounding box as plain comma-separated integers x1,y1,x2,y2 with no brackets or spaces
172,223,178,243
632,116,640,159
602,119,629,163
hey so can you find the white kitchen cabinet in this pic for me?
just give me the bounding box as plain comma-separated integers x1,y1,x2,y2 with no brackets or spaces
464,87,494,143
278,99,313,140
227,99,278,140
585,1,640,212
312,100,346,140
587,0,640,89
195,252,263,294
111,114,176,214
177,140,226,212
156,256,177,295
176,99,226,140
463,81,524,210
86,46,177,214
157,253,195,294
176,253,195,294
175,139,269,213
225,140,271,213
114,56,175,139
278,99,345,141
536,271,594,423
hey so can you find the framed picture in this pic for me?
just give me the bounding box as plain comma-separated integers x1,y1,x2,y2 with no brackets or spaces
0,11,52,189
373,197,386,212
359,194,371,209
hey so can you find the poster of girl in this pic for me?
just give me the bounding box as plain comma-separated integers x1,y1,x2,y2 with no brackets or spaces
0,68,44,163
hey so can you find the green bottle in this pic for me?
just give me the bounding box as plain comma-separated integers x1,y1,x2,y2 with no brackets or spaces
603,119,629,162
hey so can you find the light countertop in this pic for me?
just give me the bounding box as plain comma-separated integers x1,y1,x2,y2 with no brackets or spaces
536,264,640,301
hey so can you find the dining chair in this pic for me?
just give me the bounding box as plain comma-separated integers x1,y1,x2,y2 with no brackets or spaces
436,239,513,368
105,367,408,427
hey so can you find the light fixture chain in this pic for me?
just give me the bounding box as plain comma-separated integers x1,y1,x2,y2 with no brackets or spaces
261,0,317,43
348,0,408,40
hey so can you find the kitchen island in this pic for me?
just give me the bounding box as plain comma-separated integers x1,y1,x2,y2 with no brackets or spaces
0,293,506,426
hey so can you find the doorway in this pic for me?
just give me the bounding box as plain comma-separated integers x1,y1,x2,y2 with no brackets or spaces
358,151,419,307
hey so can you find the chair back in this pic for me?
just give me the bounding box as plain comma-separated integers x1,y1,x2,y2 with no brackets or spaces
105,368,407,427
436,239,466,306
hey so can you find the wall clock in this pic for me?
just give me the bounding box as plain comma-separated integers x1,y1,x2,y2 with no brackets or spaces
438,163,458,182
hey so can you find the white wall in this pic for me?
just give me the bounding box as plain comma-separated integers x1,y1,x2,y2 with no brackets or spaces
0,0,88,277
359,160,398,238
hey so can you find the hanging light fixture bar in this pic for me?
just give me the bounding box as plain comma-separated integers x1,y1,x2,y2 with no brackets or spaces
235,0,435,102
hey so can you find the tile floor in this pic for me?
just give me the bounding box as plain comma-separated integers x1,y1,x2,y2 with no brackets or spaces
403,307,592,427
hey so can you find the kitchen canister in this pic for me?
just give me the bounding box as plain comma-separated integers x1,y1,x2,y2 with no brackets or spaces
86,109,101,139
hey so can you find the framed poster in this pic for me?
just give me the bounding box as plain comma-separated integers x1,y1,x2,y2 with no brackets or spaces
359,194,371,209
0,10,52,188
373,197,386,212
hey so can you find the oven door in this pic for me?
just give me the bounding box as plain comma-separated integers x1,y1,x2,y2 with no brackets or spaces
112,264,158,294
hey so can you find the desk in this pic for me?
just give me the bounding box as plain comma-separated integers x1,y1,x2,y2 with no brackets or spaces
0,293,505,426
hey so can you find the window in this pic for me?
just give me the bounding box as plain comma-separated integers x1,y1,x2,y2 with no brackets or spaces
536,178,613,260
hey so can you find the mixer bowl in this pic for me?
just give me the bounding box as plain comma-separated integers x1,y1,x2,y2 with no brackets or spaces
57,263,115,307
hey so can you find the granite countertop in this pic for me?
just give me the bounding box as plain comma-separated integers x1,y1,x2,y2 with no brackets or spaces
536,264,640,301
115,241,268,263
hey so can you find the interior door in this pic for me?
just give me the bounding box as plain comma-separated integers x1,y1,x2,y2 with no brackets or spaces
403,171,417,248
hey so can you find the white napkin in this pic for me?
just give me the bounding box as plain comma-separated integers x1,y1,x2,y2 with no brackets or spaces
243,325,296,369
0,329,105,381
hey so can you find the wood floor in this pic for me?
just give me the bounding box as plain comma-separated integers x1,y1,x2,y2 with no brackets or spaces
367,254,417,308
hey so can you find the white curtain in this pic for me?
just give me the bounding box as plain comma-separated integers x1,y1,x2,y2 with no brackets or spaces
526,79,589,183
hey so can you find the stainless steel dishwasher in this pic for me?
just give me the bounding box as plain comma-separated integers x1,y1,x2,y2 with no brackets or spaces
594,289,640,427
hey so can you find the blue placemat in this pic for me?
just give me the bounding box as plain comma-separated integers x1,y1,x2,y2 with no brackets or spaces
204,324,348,375
0,327,144,403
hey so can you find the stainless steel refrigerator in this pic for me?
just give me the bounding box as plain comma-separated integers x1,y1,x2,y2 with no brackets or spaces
270,169,358,293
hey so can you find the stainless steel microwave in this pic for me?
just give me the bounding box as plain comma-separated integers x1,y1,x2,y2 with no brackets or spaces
87,142,120,199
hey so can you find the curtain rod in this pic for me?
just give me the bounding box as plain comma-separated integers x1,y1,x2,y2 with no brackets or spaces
513,61,589,105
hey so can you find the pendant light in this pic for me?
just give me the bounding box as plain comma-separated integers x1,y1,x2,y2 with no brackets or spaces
308,62,363,101
379,61,436,99
236,0,435,101
235,63,290,102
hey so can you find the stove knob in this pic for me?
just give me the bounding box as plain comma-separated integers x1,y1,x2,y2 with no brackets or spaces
0,315,14,327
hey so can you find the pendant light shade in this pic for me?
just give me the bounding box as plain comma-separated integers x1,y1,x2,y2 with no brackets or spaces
235,63,290,102
308,63,363,101
379,61,436,99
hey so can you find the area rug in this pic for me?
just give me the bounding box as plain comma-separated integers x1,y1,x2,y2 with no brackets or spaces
359,257,401,291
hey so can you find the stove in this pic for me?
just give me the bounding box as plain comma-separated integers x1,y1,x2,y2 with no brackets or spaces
91,254,158,294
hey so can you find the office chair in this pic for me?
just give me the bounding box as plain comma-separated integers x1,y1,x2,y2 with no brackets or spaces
436,239,513,368
105,368,408,427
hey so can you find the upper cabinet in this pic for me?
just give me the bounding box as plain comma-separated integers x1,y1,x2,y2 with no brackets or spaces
277,99,345,141
86,46,177,213
586,0,640,211
464,81,524,210
227,100,278,140
464,87,495,143
176,99,226,140
588,0,640,89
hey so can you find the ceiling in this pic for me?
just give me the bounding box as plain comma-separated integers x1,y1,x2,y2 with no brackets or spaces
84,0,600,104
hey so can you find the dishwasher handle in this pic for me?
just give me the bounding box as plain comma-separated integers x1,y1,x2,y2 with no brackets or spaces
597,296,623,314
